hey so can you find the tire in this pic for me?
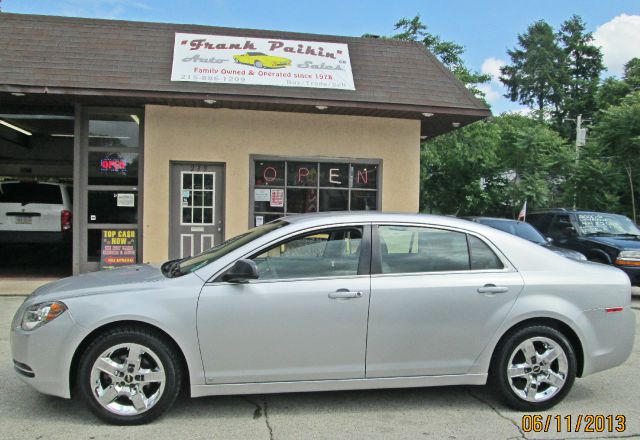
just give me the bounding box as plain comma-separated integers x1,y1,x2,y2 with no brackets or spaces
589,255,609,265
491,325,576,411
77,326,182,425
254,60,263,68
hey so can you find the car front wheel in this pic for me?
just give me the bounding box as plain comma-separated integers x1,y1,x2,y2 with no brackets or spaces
492,325,576,411
77,327,182,425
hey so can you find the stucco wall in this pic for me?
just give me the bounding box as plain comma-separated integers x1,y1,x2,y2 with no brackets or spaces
143,105,420,263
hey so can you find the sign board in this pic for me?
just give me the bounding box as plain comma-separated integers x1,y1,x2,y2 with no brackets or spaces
100,229,137,269
117,193,135,207
171,33,355,90
270,188,284,207
254,188,271,202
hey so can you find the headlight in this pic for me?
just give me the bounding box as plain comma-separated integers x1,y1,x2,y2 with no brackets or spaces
21,301,67,331
616,250,640,266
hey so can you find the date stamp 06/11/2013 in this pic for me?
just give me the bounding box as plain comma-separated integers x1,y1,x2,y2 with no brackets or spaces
521,414,627,434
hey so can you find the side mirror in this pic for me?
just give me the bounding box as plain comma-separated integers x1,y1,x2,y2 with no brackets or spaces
223,259,259,283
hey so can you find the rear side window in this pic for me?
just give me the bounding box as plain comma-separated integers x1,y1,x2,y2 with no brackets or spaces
0,183,62,204
469,235,504,270
377,225,503,274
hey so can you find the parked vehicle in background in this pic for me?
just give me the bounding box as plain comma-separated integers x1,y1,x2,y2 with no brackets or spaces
0,181,72,244
527,209,640,285
464,217,587,261
10,212,635,424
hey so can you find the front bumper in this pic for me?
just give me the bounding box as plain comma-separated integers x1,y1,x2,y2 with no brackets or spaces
10,305,82,399
615,264,640,286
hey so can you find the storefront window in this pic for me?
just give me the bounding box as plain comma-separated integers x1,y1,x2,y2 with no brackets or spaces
252,158,380,227
88,115,139,149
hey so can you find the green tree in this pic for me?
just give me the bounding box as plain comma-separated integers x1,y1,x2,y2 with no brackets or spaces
557,15,604,136
593,91,640,222
596,58,640,109
388,15,490,98
500,21,568,121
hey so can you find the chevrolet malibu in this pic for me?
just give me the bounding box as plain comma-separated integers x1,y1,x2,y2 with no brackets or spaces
10,213,635,424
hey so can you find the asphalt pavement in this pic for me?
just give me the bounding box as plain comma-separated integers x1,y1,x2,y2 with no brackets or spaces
1,296,639,440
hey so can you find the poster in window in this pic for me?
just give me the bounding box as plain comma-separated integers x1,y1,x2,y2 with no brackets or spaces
270,189,284,207
116,193,135,207
254,188,270,202
256,215,264,226
100,229,137,269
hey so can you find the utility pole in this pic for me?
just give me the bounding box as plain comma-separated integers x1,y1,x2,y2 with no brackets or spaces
566,114,589,209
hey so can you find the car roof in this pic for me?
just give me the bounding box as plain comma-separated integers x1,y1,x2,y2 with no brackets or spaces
280,211,490,232
463,216,522,223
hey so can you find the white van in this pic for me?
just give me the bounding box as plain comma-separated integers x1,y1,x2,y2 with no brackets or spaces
0,181,72,244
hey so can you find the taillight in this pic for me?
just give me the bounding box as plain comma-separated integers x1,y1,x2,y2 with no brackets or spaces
61,209,72,231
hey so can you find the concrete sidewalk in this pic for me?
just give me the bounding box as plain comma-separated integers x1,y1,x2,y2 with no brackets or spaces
0,278,63,296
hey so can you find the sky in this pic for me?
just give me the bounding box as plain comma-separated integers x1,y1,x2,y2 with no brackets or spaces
3,0,639,114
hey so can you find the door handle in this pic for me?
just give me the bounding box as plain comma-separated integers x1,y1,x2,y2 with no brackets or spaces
477,284,509,294
328,290,363,299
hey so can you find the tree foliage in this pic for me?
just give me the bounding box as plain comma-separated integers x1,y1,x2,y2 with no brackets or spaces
388,15,490,98
500,21,567,120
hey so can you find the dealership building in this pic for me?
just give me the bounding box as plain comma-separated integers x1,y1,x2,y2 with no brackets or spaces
0,13,489,274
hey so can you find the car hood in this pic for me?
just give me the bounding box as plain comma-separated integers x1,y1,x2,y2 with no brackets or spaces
583,235,640,249
26,264,167,302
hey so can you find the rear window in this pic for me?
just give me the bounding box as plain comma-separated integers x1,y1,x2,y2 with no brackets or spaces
0,183,62,204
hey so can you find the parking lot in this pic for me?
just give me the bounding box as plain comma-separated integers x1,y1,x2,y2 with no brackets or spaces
1,295,638,440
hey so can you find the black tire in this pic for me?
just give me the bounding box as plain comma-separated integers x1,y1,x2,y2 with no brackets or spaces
491,325,576,411
77,326,182,425
589,255,609,265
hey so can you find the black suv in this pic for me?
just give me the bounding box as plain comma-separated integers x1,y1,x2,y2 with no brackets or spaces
527,209,640,285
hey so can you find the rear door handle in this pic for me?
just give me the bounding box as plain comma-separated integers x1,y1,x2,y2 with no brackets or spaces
328,290,363,299
477,284,509,294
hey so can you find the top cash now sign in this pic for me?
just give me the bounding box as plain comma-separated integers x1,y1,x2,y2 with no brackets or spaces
171,33,355,90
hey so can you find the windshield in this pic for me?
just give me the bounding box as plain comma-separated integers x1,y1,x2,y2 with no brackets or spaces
575,213,640,236
165,220,288,277
481,219,546,244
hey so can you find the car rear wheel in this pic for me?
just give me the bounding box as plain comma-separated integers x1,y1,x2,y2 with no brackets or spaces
77,327,182,425
491,325,576,411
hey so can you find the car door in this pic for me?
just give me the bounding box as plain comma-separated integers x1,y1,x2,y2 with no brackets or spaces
197,224,371,384
366,224,524,378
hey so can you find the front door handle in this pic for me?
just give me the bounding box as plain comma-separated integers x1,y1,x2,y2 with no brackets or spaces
328,290,363,299
477,284,509,294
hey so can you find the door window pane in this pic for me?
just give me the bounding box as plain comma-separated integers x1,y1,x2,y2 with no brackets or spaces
352,164,378,189
252,227,363,280
89,152,139,186
89,115,139,148
469,235,503,270
319,189,349,211
255,161,285,187
287,162,317,187
378,226,470,274
351,190,377,210
88,191,137,224
319,163,349,188
287,188,317,213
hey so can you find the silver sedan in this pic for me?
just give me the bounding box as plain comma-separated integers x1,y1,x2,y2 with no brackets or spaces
10,213,636,424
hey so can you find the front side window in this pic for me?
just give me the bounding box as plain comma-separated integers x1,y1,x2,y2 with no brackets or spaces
377,225,503,274
252,158,380,227
252,227,363,280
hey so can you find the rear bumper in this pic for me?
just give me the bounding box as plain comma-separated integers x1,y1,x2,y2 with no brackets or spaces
580,307,635,377
0,230,70,244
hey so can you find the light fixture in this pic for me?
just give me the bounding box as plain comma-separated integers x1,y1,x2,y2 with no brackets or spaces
0,119,32,136
51,134,75,138
11,92,26,97
420,135,428,140
452,122,461,128
315,105,328,110
130,114,140,125
203,99,217,105
422,112,434,118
